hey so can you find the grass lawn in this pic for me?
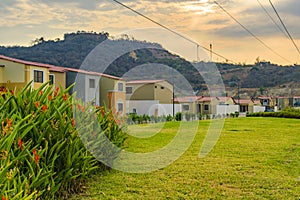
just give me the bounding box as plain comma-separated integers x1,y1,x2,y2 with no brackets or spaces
73,117,300,199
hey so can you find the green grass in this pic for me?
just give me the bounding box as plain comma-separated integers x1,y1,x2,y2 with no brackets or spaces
73,118,300,199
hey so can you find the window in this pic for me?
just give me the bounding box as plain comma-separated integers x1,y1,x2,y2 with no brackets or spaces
133,108,137,113
118,82,124,91
49,74,54,85
34,70,44,83
161,86,164,89
126,86,133,94
182,104,190,111
89,79,95,88
204,104,209,111
117,102,124,112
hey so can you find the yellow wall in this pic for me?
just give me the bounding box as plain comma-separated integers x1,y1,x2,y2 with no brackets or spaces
127,83,154,101
154,81,173,104
29,66,50,90
100,76,126,113
50,71,66,89
0,59,25,83
0,67,3,83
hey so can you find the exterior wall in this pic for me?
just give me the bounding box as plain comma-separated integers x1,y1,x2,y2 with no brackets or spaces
0,67,4,83
154,82,173,104
216,105,239,115
29,65,50,89
50,71,66,89
199,102,211,115
85,74,100,105
100,77,126,115
0,59,25,83
127,100,181,116
253,106,265,112
126,83,155,101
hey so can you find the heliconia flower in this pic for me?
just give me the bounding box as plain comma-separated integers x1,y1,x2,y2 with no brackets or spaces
48,95,52,101
2,195,7,200
71,118,76,127
6,118,13,128
38,90,43,95
33,149,37,156
34,154,39,164
18,137,24,150
34,101,40,108
33,149,39,164
62,94,68,102
42,105,48,112
54,87,59,97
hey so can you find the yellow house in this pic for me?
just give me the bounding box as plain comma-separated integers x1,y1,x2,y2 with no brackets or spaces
0,54,66,91
126,80,173,104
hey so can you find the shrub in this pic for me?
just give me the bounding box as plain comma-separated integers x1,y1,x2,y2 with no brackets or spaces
175,112,182,121
247,107,300,119
0,83,126,199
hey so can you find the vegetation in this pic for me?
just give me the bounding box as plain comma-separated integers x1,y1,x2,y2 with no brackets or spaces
1,31,300,94
0,83,126,199
247,107,300,119
72,118,300,199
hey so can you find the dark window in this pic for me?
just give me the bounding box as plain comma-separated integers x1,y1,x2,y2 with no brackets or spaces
161,86,164,89
204,104,209,111
118,102,124,112
34,70,44,83
118,82,124,91
182,105,190,111
89,79,95,88
49,74,54,85
126,87,133,94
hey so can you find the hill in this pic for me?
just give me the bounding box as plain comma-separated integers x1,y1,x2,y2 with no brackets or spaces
1,31,300,97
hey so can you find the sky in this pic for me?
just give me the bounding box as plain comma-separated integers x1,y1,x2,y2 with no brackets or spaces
0,0,300,65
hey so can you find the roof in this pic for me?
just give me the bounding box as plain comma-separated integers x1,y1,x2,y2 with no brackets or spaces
174,96,200,103
126,79,166,84
65,68,123,80
0,54,66,73
0,54,122,80
233,98,253,105
258,96,272,100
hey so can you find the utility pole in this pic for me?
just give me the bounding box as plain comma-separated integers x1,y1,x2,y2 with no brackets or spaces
210,44,213,62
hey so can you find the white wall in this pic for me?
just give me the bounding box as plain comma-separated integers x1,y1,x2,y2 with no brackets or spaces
85,75,100,105
216,105,239,115
253,106,265,113
127,100,181,116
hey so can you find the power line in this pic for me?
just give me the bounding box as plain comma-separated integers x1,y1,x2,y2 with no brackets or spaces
110,0,236,63
256,0,288,38
268,0,300,56
214,1,291,63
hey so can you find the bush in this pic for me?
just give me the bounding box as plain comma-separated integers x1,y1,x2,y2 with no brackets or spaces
0,83,126,199
247,107,300,119
175,112,182,121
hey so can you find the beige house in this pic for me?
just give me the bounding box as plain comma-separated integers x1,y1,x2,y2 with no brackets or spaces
174,96,200,115
126,80,173,104
0,54,66,91
198,96,237,115
66,68,126,115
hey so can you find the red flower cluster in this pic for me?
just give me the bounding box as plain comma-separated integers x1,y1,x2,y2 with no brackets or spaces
33,149,39,165
18,137,24,151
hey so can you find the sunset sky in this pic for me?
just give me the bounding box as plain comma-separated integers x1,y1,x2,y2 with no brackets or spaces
0,0,299,65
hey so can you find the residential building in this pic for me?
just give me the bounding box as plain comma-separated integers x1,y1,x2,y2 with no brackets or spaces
198,96,238,116
66,68,126,115
0,54,66,90
126,80,177,116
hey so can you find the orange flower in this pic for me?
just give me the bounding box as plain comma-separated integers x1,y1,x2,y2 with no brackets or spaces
38,90,43,95
71,118,76,127
33,149,39,164
62,94,68,102
42,105,48,112
2,195,7,200
6,118,13,128
54,87,59,97
48,95,52,101
18,137,24,150
34,101,40,108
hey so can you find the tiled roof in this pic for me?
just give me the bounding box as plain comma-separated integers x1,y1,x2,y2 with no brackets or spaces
0,54,66,72
233,98,253,105
65,68,123,80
